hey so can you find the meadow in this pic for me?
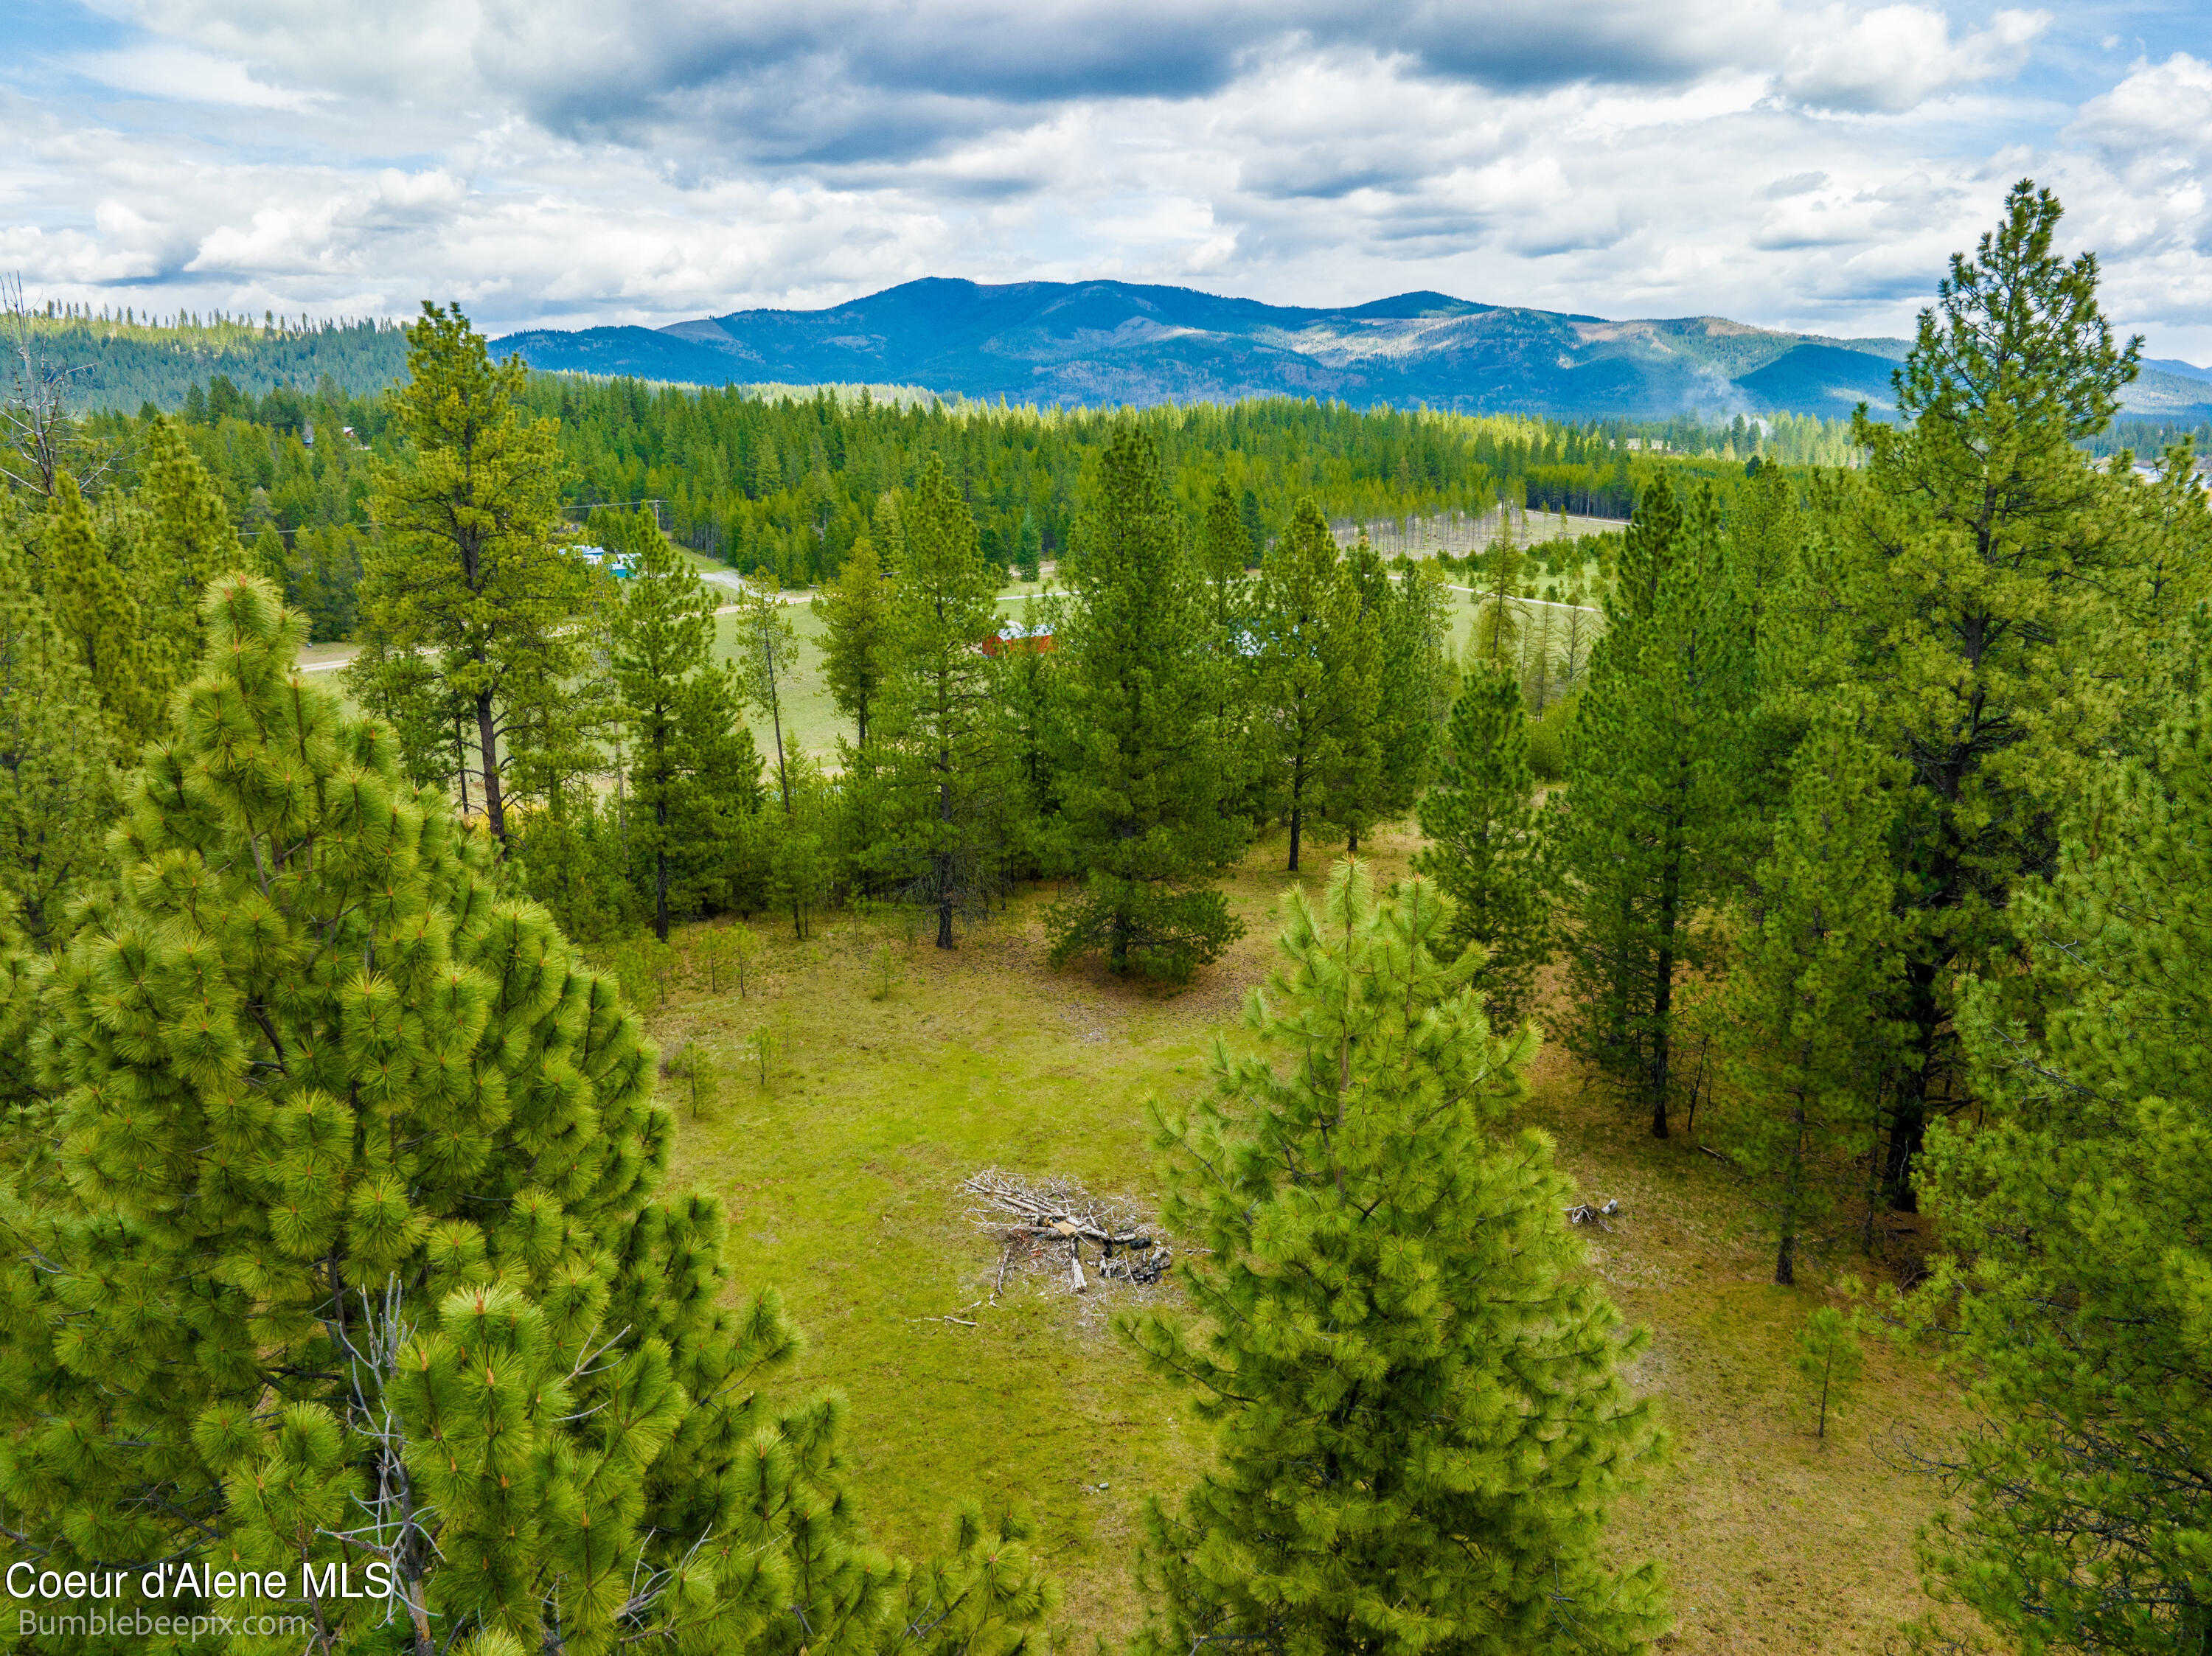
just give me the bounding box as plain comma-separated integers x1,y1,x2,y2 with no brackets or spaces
636,820,1965,1653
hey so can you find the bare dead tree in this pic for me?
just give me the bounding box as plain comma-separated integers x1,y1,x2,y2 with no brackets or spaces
1,274,105,498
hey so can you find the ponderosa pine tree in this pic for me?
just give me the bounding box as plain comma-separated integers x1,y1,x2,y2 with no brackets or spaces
1254,500,1368,872
0,528,112,940
348,302,600,851
1197,476,1251,638
128,413,246,687
608,509,759,941
1197,476,1260,811
1549,479,1751,1137
0,574,1053,1656
1413,662,1548,1029
879,454,1009,949
817,533,893,749
1375,554,1455,818
1319,536,1388,854
1125,860,1666,1656
1900,621,2212,1655
1829,182,2144,1207
43,471,155,745
1720,716,1900,1284
1048,424,1242,980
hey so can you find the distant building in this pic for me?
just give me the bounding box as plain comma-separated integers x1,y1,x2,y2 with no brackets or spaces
979,622,1055,655
573,544,636,578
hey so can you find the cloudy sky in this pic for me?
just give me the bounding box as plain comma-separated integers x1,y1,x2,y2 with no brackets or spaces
6,0,2210,360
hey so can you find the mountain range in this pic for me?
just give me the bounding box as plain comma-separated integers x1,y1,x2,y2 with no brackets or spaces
493,277,2212,423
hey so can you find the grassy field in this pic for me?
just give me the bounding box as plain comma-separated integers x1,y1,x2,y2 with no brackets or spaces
638,821,1965,1653
713,581,1525,766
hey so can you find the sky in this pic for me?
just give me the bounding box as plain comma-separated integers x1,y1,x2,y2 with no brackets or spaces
4,0,2210,361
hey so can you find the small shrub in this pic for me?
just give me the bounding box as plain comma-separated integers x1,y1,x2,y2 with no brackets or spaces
869,944,902,1001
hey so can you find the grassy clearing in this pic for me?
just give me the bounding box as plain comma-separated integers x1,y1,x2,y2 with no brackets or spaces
712,584,1496,766
641,822,1966,1653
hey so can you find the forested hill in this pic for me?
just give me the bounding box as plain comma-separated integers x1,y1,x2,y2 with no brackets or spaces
492,276,2212,422
31,286,2212,425
18,310,409,412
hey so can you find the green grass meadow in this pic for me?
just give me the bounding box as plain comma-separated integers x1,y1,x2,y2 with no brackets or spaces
636,821,1967,1653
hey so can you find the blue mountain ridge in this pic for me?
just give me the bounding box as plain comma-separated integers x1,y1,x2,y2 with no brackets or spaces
493,277,2212,423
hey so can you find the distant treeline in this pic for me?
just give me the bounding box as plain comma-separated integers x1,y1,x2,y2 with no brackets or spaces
14,305,410,413
80,369,1774,625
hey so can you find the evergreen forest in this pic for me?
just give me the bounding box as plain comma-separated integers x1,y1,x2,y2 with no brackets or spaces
0,181,2207,1656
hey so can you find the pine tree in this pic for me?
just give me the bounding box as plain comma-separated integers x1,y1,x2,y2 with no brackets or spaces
0,574,1053,1656
1902,621,2212,1655
44,472,156,745
1126,860,1666,1656
1719,717,1900,1284
1794,1307,1863,1442
128,413,246,686
1413,663,1548,1029
1372,555,1454,819
1828,183,2145,1207
1549,479,1750,1137
0,529,113,940
1197,477,1250,639
347,302,601,851
816,533,892,748
1321,537,1386,853
1198,477,1260,813
1253,500,1367,871
1048,424,1243,980
877,455,1009,949
1471,531,1526,667
735,575,803,816
609,510,759,940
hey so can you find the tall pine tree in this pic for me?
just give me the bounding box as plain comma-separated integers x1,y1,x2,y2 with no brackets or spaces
1906,620,2212,1654
1253,501,1367,872
1413,663,1549,1029
816,533,893,749
1048,424,1242,980
348,302,600,852
1719,716,1900,1284
1126,860,1666,1656
879,454,1009,949
1826,182,2143,1206
1549,479,1751,1137
608,509,759,940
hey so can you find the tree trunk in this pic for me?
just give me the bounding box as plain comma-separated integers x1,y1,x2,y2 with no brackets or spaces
1775,1229,1796,1287
769,676,791,817
1883,958,1943,1210
1646,810,1686,1138
936,754,954,950
474,687,506,849
654,810,670,942
1287,754,1306,872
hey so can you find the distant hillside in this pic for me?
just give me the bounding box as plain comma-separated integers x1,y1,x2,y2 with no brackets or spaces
27,285,2210,425
22,315,410,414
493,277,2212,424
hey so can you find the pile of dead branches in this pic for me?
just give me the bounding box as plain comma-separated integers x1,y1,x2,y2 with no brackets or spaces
961,1169,1173,1298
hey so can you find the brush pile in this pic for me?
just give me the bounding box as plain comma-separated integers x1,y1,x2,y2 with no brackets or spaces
961,1169,1173,1298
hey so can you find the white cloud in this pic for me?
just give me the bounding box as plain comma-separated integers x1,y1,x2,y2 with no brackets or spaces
70,42,321,110
4,1,2208,363
1781,4,2048,113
